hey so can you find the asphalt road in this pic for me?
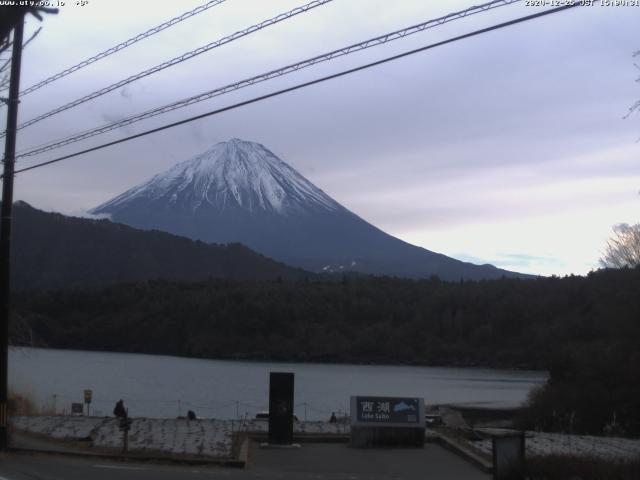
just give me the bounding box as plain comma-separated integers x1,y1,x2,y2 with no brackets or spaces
0,442,490,480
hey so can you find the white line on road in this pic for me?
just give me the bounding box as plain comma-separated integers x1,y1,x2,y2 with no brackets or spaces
93,464,147,471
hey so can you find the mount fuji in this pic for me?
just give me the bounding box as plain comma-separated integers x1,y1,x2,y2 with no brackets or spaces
91,138,527,280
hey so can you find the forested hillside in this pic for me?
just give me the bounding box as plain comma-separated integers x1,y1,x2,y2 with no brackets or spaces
9,202,307,289
10,267,638,368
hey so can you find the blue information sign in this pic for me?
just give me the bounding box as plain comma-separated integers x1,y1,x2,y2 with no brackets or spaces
355,396,421,424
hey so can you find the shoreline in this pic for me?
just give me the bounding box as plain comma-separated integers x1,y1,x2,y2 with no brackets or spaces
9,345,550,374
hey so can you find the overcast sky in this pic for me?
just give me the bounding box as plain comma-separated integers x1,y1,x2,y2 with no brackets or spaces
4,0,640,276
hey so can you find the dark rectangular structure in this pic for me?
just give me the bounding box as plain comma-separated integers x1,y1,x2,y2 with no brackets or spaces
268,372,294,445
492,433,525,480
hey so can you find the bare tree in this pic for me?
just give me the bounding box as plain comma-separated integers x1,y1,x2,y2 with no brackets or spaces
600,223,640,268
0,27,41,102
601,53,640,269
0,1,55,98
0,41,11,95
624,50,640,120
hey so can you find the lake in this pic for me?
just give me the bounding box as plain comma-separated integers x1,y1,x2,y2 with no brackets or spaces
9,347,546,421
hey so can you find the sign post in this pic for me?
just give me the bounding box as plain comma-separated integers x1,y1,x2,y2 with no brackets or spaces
350,395,425,447
119,417,132,454
83,389,92,416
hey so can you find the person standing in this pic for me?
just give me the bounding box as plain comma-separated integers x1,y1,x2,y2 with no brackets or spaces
113,399,127,418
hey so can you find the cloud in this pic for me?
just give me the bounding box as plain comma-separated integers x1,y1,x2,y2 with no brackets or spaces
119,85,133,100
189,122,205,143
67,209,111,220
494,253,564,269
455,252,562,271
100,113,135,135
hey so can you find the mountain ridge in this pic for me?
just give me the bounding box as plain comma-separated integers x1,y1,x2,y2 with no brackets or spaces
92,138,532,281
8,201,308,290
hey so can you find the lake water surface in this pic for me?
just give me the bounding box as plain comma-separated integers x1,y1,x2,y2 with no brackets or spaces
9,347,546,420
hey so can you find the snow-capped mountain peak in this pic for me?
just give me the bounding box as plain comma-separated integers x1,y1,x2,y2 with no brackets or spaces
92,138,529,281
94,139,341,215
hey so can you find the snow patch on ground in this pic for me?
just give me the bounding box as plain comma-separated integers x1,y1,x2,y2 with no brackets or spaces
11,416,107,440
91,418,235,457
242,419,349,435
19,416,636,462
12,416,243,458
471,430,640,461
10,416,349,458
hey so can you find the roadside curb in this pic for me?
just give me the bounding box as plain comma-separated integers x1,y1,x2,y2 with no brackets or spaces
8,446,246,468
434,432,493,473
248,433,349,444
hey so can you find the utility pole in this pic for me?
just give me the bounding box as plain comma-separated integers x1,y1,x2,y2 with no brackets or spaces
0,14,25,451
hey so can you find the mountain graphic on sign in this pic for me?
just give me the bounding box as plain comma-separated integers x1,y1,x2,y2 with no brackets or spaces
393,401,416,413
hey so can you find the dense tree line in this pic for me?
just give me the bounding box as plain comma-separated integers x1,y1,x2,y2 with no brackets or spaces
10,267,640,435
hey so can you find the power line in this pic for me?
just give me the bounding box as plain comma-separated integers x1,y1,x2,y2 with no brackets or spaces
19,0,228,97
2,0,334,138
11,4,580,177
17,0,522,159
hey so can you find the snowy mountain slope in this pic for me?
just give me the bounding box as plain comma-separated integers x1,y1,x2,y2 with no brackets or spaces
97,138,340,215
92,139,530,281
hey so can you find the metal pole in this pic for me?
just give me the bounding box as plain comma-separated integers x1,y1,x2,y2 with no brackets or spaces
0,15,25,451
122,408,129,454
123,428,129,454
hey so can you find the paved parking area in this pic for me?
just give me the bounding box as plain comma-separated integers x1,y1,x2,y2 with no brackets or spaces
0,442,490,480
248,442,491,479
